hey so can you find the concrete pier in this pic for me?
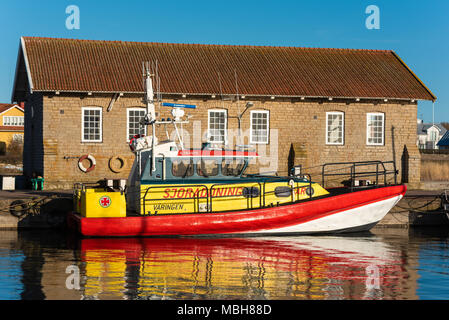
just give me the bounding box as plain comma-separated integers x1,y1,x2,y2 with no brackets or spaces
376,189,449,228
0,190,72,229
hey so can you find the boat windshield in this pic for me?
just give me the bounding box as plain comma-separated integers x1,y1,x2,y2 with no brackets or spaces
169,157,249,179
222,159,245,176
198,159,219,177
172,159,194,177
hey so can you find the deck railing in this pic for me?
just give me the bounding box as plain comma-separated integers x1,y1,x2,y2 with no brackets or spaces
321,160,398,190
141,176,314,215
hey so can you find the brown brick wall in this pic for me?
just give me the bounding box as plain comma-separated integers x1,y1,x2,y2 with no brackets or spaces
25,93,420,189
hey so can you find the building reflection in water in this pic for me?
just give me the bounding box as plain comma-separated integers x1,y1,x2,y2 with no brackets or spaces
75,235,418,300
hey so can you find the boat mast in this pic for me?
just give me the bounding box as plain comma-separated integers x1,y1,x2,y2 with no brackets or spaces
142,62,157,172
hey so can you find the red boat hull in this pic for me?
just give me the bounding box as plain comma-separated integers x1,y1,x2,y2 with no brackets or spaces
67,185,406,237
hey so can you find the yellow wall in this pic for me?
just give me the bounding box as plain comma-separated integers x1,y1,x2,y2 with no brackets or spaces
0,106,24,146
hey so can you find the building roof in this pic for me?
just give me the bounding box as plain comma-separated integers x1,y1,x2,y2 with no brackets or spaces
437,130,449,146
0,103,24,115
417,123,447,136
12,36,436,102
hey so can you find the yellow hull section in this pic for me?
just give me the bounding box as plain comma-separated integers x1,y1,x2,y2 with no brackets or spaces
140,181,329,215
74,188,127,218
74,181,329,218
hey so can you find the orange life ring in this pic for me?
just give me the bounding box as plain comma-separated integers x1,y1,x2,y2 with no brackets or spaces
78,154,96,173
108,156,126,173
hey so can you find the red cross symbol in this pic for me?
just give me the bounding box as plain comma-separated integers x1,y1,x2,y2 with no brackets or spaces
99,196,111,208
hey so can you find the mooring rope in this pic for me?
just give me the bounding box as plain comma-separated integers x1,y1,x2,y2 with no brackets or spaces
0,195,62,216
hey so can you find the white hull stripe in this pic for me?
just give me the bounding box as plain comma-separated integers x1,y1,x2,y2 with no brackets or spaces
246,194,403,234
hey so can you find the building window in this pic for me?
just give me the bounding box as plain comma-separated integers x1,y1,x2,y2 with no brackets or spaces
366,113,385,145
326,112,344,145
3,116,24,126
208,109,227,143
429,130,438,142
82,107,102,142
127,108,147,141
250,110,269,144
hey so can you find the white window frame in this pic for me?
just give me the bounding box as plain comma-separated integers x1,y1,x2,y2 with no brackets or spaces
81,107,102,143
366,112,385,146
207,109,227,144
326,111,344,145
3,116,24,126
127,108,147,142
250,110,270,144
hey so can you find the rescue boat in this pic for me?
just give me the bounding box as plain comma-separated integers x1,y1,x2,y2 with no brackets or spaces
67,63,406,237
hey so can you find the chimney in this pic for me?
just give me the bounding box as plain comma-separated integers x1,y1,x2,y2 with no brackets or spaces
19,101,25,109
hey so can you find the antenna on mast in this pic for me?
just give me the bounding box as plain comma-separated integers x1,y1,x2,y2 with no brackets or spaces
142,61,156,124
141,61,158,173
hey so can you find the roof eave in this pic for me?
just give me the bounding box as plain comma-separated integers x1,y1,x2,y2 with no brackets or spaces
11,37,34,103
21,37,34,93
32,89,429,102
10,40,22,103
390,51,437,102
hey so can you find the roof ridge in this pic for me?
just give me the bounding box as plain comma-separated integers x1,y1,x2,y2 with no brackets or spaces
21,36,392,53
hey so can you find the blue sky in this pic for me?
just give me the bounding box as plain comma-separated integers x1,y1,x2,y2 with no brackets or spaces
0,0,447,122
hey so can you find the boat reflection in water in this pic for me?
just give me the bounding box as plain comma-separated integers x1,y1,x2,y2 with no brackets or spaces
79,235,410,300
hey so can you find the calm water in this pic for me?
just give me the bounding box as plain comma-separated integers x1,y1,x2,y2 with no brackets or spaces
0,228,448,300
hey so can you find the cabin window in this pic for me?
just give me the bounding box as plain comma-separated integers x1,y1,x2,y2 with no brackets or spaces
250,110,269,144
172,159,194,177
3,116,24,126
222,159,245,176
274,186,292,197
242,187,260,198
127,108,147,141
326,112,344,145
208,110,227,143
198,159,219,177
82,107,102,142
366,113,385,145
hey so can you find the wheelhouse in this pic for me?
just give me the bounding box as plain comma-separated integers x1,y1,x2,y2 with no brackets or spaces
139,149,259,184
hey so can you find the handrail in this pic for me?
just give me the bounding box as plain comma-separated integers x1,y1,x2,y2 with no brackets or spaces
209,181,263,212
141,184,209,215
210,178,315,210
139,177,316,216
321,160,398,189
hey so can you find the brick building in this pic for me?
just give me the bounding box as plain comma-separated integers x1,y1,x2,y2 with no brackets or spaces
11,37,435,189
